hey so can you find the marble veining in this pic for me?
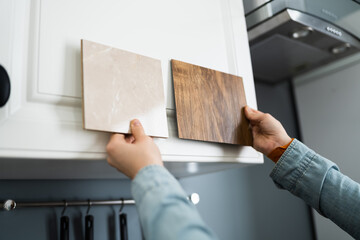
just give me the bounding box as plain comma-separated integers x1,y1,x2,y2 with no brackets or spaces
81,40,168,138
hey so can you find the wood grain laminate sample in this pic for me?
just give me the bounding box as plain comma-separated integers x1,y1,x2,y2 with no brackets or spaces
171,60,252,145
81,40,168,138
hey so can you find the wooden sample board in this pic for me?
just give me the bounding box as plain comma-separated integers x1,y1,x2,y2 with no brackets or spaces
171,60,252,145
81,40,168,138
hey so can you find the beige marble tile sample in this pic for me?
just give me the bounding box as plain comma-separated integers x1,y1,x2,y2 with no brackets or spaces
81,40,168,138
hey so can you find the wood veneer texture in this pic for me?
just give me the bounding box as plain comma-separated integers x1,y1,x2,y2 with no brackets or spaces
81,39,168,138
171,60,252,145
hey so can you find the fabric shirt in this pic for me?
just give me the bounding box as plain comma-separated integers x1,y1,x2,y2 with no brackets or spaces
132,165,219,240
271,139,360,239
131,139,360,239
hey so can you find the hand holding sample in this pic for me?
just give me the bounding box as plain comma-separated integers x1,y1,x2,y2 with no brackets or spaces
244,106,292,156
106,119,163,179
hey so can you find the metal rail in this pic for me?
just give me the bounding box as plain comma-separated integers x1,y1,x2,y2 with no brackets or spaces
2,193,200,211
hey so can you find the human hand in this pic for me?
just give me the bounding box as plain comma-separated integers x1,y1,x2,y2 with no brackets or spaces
244,106,292,156
106,119,163,179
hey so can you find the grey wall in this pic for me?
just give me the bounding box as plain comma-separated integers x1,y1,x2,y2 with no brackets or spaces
0,81,314,240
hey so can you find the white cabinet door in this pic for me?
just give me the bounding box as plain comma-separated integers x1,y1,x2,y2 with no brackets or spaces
0,0,262,178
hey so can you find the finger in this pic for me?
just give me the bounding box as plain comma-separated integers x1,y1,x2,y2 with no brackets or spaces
244,106,264,123
107,134,126,154
125,135,135,143
130,119,146,139
110,133,126,143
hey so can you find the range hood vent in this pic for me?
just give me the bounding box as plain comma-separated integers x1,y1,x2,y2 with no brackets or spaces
246,6,360,83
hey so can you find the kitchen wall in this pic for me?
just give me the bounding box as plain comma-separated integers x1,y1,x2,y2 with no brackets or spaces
0,81,314,240
294,53,360,240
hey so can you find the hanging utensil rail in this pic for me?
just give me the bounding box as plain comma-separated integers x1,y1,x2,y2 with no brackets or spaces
2,199,135,211
2,193,200,211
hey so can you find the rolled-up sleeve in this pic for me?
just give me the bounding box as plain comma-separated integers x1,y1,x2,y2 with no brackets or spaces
131,165,218,240
270,139,360,239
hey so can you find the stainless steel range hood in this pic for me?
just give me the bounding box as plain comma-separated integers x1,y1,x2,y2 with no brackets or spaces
245,0,360,82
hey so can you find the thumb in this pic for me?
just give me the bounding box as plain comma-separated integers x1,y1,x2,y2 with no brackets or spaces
130,119,146,139
244,106,263,122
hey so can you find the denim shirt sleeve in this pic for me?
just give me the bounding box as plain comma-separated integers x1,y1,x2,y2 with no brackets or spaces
270,139,360,239
131,165,218,240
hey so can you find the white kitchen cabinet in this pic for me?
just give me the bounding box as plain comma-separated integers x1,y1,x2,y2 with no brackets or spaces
0,0,262,179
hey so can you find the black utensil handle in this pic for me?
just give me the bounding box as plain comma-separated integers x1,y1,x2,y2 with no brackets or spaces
85,215,94,240
60,216,69,240
120,213,128,240
0,65,10,107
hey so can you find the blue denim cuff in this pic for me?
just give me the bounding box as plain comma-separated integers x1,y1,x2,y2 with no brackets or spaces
131,165,185,205
270,139,338,212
